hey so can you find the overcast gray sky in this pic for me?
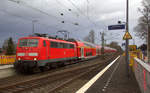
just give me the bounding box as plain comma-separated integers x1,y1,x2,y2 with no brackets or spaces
0,0,143,47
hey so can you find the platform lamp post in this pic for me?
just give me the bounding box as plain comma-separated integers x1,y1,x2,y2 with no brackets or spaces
148,19,150,63
118,0,130,78
125,0,130,78
120,19,130,78
117,0,130,78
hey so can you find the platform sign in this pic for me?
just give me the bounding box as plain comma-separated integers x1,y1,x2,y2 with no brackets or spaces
129,45,137,51
123,31,132,40
108,24,125,30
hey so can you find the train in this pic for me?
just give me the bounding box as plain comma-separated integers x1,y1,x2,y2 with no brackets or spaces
14,34,117,73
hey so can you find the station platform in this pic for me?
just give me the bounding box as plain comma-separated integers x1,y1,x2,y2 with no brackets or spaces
0,65,13,70
77,56,141,93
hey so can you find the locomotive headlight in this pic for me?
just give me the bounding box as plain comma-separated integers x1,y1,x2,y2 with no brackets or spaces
34,58,37,61
29,53,38,56
18,58,21,60
17,53,25,56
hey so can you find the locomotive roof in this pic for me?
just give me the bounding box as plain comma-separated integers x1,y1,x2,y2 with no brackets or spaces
19,36,116,50
19,36,76,44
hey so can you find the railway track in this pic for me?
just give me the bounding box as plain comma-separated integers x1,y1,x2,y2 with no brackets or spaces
0,53,119,93
0,62,103,93
0,56,101,87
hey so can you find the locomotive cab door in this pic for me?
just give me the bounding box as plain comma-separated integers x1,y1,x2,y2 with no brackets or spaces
43,40,49,59
81,47,84,58
46,40,50,59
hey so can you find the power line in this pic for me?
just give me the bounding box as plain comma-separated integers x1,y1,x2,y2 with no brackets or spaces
0,9,60,33
0,1,104,43
55,0,79,17
0,8,87,38
86,0,89,18
67,0,85,16
3,0,102,37
8,0,101,31
8,0,81,26
44,0,82,26
66,0,100,29
54,0,98,29
8,0,61,21
0,9,31,22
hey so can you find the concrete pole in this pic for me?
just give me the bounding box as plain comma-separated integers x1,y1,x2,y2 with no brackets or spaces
32,21,34,34
101,32,105,55
132,39,135,45
32,20,37,34
147,23,150,63
125,0,130,77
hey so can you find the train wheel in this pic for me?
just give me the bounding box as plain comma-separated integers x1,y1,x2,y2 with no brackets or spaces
28,69,34,74
39,67,45,72
32,67,41,73
58,62,65,67
50,63,57,68
39,64,50,72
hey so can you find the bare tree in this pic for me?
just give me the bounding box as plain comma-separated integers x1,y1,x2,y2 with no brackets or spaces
134,0,150,42
2,37,16,55
83,30,95,44
135,0,150,62
107,41,123,53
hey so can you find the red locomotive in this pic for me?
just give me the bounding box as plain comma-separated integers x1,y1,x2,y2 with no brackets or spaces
14,34,117,72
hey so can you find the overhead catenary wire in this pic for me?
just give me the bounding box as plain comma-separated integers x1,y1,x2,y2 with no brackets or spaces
8,0,81,26
2,0,106,41
55,0,96,28
44,0,82,27
86,0,89,19
8,0,100,30
8,0,60,21
66,0,101,29
67,0,85,15
0,7,83,40
0,1,90,35
0,9,60,35
55,0,79,17
53,0,97,29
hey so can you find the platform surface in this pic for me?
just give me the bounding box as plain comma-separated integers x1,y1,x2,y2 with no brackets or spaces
0,65,13,70
80,56,141,93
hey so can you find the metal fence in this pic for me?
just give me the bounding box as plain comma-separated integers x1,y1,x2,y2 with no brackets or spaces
0,55,16,64
134,58,150,93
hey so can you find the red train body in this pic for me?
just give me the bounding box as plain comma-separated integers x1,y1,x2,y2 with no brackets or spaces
14,36,117,72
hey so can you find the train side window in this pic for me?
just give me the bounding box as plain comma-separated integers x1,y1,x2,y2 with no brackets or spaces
59,43,64,48
43,40,46,47
50,41,53,47
68,44,71,49
69,44,74,49
50,41,58,48
63,43,65,48
66,44,69,49
64,43,68,48
69,44,71,49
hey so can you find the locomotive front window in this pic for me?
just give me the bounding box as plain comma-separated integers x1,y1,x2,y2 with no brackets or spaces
19,39,38,47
